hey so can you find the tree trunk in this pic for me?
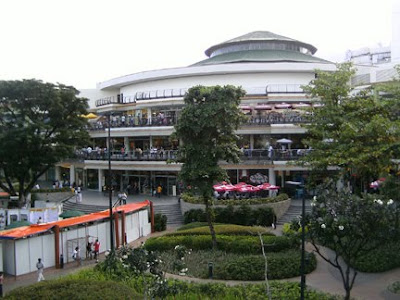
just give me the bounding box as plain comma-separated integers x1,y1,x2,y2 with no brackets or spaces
204,196,217,249
344,288,351,300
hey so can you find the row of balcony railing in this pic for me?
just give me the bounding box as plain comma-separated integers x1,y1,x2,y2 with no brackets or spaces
95,84,305,107
75,148,311,162
88,114,308,131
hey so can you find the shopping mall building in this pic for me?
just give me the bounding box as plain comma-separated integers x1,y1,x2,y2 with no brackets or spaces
55,29,398,197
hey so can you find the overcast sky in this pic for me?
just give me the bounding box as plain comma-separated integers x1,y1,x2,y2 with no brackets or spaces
0,0,393,89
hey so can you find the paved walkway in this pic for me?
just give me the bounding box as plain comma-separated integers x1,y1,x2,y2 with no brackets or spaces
3,190,400,299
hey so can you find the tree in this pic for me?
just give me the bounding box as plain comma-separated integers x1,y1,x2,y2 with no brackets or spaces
174,85,246,248
308,182,399,300
300,63,400,192
0,79,89,207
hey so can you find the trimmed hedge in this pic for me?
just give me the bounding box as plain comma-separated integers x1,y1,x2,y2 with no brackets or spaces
154,213,167,232
177,222,221,231
213,250,316,280
351,241,400,272
3,278,141,300
67,268,338,300
160,249,315,280
182,192,289,205
144,234,298,254
184,204,274,226
169,224,275,236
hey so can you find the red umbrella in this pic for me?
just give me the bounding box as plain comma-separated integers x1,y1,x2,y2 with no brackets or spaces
213,185,226,192
275,103,292,109
224,184,236,191
238,186,250,193
267,185,280,190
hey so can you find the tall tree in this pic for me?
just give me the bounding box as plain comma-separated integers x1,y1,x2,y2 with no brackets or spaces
174,85,246,248
0,79,89,207
299,63,400,192
308,182,398,300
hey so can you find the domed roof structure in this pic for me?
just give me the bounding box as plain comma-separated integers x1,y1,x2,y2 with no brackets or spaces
192,31,329,66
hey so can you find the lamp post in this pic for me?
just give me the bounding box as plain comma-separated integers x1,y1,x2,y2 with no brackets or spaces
107,113,114,252
300,183,306,300
285,180,306,299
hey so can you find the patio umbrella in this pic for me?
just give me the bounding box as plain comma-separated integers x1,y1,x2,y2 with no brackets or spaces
213,185,226,192
254,104,273,110
5,220,32,229
292,103,311,109
275,103,292,109
59,210,85,219
267,185,280,190
276,138,293,144
81,113,98,119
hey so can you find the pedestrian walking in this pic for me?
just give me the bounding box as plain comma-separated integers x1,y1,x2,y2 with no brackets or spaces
86,241,93,260
36,258,45,282
73,246,81,266
94,239,100,263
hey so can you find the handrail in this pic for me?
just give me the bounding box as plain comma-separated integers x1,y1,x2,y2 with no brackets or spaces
74,148,311,162
95,84,306,107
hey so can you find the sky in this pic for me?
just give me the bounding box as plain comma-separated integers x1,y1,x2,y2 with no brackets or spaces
0,0,394,89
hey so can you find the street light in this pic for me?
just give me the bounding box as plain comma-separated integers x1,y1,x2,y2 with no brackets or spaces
285,180,306,299
106,113,114,252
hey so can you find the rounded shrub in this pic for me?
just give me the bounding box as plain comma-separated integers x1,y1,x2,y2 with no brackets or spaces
144,235,298,254
4,278,140,300
213,250,316,280
154,213,167,232
170,224,275,236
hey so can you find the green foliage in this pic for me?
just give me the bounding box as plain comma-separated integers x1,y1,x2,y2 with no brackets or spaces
388,281,400,294
160,249,315,280
145,234,298,254
181,192,289,205
0,79,89,206
171,224,275,236
300,63,400,190
177,222,221,231
174,85,246,196
3,278,140,300
351,240,400,272
308,183,400,299
184,205,275,226
214,250,316,280
154,213,168,232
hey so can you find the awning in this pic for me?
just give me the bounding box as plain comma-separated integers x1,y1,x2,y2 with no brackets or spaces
0,200,150,240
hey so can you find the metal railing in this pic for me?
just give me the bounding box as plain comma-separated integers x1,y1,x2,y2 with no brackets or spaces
75,148,310,162
95,84,306,107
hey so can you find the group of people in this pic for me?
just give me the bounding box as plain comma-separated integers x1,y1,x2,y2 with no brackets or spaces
33,239,101,283
84,239,101,263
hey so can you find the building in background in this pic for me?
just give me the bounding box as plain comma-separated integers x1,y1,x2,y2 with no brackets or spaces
55,31,337,198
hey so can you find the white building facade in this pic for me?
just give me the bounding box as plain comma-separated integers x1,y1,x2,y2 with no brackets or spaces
60,31,337,197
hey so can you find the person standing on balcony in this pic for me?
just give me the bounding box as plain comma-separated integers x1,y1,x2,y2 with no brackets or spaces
268,145,274,159
157,184,162,198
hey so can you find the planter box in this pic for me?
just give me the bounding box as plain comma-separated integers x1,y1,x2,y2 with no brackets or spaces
181,198,291,219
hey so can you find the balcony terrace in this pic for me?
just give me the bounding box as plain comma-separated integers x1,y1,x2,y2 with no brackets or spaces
74,148,310,162
95,84,306,107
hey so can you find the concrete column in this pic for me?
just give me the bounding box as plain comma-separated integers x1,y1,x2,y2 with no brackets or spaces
55,166,61,181
70,165,75,187
269,168,276,197
124,137,129,154
98,169,104,192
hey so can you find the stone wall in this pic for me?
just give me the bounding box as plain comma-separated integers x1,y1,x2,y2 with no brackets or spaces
180,198,291,219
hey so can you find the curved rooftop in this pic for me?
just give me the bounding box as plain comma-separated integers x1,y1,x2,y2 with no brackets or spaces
194,31,324,66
